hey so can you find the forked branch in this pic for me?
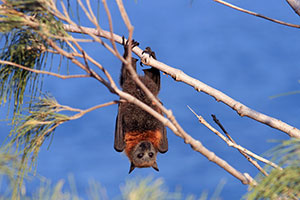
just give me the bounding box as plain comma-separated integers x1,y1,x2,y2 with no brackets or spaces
188,106,281,170
211,114,269,177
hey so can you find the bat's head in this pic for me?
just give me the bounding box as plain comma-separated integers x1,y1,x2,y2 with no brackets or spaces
128,140,158,173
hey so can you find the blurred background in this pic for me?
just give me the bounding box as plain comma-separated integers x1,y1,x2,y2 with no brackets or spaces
1,0,300,199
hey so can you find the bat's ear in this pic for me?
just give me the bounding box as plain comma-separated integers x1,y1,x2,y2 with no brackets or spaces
152,162,159,172
129,162,136,174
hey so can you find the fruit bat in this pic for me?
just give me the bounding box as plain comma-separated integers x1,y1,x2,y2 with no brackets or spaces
114,38,168,173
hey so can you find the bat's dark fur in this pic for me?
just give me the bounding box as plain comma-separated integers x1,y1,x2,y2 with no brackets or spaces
114,38,168,173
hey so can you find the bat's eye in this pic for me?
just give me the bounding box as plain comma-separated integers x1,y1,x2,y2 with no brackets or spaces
137,153,144,159
148,152,154,158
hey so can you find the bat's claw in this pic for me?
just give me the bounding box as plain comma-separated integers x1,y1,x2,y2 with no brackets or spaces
142,47,156,59
122,36,139,50
140,47,156,66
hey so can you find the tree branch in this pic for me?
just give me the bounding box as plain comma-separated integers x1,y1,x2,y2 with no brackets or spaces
188,106,282,170
189,107,282,170
69,101,118,120
0,60,91,79
211,114,269,177
63,24,300,139
213,0,300,28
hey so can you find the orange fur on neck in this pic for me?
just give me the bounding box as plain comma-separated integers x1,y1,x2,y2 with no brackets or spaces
124,130,162,159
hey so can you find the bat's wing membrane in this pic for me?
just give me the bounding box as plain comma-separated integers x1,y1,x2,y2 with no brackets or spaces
114,104,125,152
158,125,168,153
143,68,160,91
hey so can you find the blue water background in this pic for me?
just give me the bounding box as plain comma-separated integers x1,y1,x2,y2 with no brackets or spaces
1,0,300,199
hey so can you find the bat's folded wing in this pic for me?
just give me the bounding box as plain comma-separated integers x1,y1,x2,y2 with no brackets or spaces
158,126,168,153
114,105,126,152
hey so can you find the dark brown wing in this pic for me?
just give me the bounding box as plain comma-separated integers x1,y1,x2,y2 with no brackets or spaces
158,125,168,153
143,68,160,92
114,104,125,152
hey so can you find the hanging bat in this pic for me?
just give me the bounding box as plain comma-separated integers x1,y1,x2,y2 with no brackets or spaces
114,38,168,173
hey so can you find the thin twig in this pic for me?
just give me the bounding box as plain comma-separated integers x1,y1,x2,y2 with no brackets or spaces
188,106,282,170
102,0,122,58
0,60,90,79
76,0,123,60
50,100,118,121
211,114,269,176
37,31,113,91
50,2,117,88
213,0,300,28
70,101,118,120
